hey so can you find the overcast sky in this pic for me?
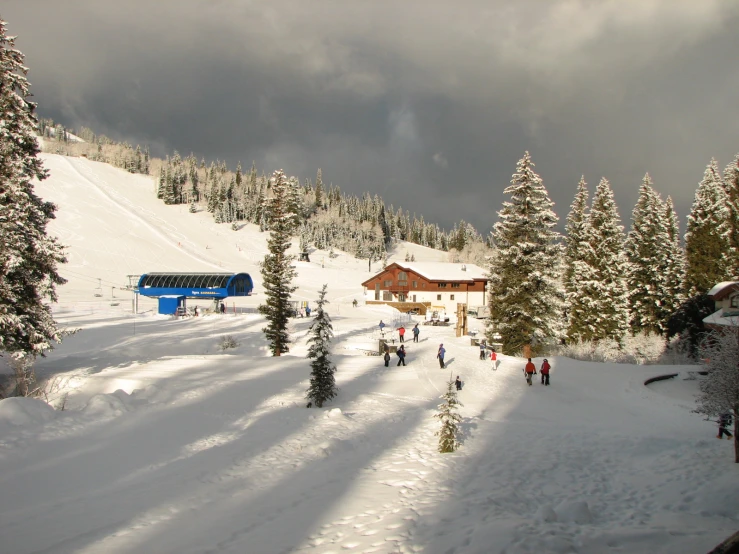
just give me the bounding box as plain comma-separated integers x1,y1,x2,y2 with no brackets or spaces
5,1,739,235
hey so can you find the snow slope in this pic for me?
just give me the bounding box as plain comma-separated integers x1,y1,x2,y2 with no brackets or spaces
0,154,736,554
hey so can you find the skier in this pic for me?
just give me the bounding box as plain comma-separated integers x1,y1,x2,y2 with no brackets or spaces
305,306,311,317
412,323,420,343
379,320,386,336
437,344,446,369
352,298,358,307
397,344,407,366
718,413,733,439
455,376,462,391
490,348,498,370
540,358,551,386
524,358,536,386
398,325,406,343
479,339,486,360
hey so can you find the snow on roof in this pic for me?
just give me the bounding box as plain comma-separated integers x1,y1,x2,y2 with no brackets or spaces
706,281,739,298
703,308,739,327
395,262,487,281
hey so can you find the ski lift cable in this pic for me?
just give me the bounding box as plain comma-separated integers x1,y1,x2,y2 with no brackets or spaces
58,268,134,289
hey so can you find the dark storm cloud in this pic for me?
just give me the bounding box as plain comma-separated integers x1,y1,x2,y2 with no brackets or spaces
5,0,739,235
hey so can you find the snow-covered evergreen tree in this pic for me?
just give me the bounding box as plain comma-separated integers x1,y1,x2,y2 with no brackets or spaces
695,325,739,462
661,196,686,329
684,159,732,296
258,170,297,356
314,168,324,211
624,174,670,335
580,178,629,343
306,284,338,408
486,152,564,355
435,379,463,453
563,176,595,342
723,154,739,277
0,18,67,358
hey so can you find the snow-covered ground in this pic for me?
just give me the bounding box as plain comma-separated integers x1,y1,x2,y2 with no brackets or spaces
0,154,736,554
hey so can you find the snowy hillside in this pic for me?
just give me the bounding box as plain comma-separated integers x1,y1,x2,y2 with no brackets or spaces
0,154,737,554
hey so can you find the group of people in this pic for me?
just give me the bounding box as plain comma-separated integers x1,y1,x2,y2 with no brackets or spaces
379,321,420,343
383,344,407,367
524,357,551,386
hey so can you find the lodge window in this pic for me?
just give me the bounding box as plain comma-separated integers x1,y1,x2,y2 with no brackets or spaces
450,294,455,300
438,283,447,288
731,295,739,308
383,280,392,287
451,283,460,288
437,294,442,301
398,271,408,280
383,291,393,301
412,281,418,288
398,293,406,301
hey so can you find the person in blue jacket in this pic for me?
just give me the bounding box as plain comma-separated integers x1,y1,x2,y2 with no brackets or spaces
437,344,446,369
397,345,407,366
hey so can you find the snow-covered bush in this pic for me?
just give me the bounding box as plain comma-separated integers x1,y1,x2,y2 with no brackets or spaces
218,335,240,351
554,332,671,365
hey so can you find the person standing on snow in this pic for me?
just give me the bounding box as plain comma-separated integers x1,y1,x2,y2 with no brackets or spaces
524,358,536,386
479,339,486,360
490,348,498,370
540,358,551,386
398,325,406,343
383,344,391,367
397,344,407,366
412,323,420,342
437,344,446,369
455,376,462,391
718,413,733,439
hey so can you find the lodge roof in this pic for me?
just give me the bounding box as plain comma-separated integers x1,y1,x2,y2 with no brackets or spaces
707,281,739,301
362,262,487,286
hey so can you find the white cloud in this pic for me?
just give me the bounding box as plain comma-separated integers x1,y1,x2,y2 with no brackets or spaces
433,152,448,169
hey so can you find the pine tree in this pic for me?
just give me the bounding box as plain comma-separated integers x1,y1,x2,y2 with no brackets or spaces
684,159,732,296
306,284,338,408
579,178,629,343
0,18,67,358
723,154,739,277
486,152,564,355
661,196,686,329
695,326,739,462
563,176,594,341
434,379,463,453
258,170,298,356
624,174,670,335
314,168,324,211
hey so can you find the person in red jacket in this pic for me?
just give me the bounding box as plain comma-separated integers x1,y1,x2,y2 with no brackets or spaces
490,348,498,370
524,358,536,386
540,358,551,386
